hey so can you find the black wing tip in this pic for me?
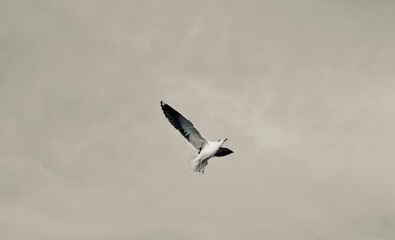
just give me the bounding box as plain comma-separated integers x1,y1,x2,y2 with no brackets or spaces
214,147,234,157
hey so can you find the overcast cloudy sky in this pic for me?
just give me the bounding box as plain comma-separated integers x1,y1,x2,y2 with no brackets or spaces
1,1,395,239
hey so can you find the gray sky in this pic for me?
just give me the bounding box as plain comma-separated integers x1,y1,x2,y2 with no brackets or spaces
1,1,395,239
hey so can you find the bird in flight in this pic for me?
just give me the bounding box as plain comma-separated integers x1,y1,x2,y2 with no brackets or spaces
160,101,233,174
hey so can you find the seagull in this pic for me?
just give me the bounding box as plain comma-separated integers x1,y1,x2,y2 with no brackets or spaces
160,101,233,174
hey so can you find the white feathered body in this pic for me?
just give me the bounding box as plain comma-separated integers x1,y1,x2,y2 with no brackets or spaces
190,140,224,173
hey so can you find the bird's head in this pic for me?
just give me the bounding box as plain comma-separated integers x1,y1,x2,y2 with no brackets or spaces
216,138,228,145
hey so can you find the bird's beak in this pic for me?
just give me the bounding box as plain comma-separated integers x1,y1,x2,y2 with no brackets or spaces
224,138,228,142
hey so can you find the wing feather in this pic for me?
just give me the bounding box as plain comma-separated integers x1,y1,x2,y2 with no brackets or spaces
160,101,208,151
214,147,233,157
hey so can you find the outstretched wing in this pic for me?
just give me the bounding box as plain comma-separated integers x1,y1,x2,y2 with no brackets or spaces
214,147,233,157
161,101,208,152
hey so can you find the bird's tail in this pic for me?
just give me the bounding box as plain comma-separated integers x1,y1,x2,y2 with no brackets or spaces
189,156,208,174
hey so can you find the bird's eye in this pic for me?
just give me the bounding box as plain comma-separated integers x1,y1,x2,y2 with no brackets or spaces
217,140,220,142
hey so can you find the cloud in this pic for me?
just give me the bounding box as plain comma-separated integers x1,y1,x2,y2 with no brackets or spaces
1,1,395,239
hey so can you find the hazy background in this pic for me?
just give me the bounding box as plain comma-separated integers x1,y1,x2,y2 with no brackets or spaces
1,1,395,239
